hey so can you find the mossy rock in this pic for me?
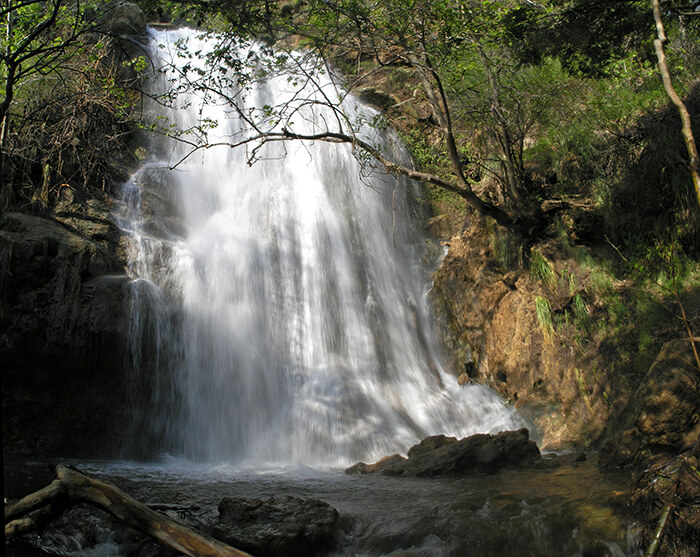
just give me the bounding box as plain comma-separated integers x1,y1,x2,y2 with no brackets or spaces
601,338,700,467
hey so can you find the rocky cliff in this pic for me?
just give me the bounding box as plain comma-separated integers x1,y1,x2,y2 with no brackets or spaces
1,1,148,458
431,215,699,455
1,191,131,456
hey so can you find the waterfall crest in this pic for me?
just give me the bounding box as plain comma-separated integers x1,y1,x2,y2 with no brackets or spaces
118,28,522,466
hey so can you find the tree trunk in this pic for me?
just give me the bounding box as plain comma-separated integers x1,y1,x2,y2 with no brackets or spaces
0,0,12,212
474,43,521,203
402,52,527,231
651,0,700,210
5,464,253,557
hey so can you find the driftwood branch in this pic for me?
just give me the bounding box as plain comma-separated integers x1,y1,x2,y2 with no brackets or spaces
5,503,64,539
4,464,252,557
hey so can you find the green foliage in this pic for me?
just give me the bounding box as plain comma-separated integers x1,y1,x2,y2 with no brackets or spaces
488,221,512,272
401,129,449,180
530,59,666,195
559,264,578,295
574,368,592,409
422,181,466,216
400,127,468,215
1,1,142,209
519,19,699,260
0,0,112,94
530,250,556,288
579,254,615,296
137,0,273,35
505,0,652,78
602,96,700,256
535,296,555,340
572,293,591,336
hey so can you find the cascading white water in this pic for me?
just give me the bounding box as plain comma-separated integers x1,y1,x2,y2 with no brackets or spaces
118,27,522,466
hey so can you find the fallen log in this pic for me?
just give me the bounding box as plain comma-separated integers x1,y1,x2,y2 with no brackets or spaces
5,464,252,557
6,506,53,539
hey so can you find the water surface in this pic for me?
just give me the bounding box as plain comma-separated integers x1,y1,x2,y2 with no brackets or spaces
6,457,635,556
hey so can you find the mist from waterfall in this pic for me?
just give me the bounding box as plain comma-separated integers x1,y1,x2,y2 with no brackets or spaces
117,27,522,466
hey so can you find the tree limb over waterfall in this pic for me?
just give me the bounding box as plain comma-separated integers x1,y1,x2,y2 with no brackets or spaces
144,2,548,235
4,464,253,557
165,124,520,229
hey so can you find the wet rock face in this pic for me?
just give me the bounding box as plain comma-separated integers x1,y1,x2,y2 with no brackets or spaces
601,338,700,468
1,191,130,457
430,219,622,451
213,496,339,557
433,225,563,447
345,428,541,477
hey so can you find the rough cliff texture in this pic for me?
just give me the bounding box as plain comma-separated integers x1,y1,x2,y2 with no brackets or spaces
1,185,131,457
429,216,699,453
601,337,700,468
434,221,589,449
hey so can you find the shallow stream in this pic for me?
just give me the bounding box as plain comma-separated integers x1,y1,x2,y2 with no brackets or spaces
6,456,637,556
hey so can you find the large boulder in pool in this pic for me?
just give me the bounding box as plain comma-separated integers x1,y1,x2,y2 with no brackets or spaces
212,495,339,557
345,428,541,477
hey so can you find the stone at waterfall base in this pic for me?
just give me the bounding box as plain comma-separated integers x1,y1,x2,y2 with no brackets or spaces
212,495,339,557
345,428,541,476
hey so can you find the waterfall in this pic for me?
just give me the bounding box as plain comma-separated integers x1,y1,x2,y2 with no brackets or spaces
117,27,521,466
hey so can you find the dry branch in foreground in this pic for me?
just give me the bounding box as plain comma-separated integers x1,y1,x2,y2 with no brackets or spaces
4,464,253,557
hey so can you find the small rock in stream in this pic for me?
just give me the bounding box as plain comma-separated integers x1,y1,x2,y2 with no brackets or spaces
212,495,339,557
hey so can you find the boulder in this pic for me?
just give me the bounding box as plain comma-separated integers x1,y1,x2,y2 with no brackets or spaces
212,496,339,557
601,338,700,468
344,453,407,476
93,1,147,37
407,433,457,458
345,428,541,477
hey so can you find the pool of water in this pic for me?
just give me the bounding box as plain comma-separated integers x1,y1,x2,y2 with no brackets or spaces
5,455,638,556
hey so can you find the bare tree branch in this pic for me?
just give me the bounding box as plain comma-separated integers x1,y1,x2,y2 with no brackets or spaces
651,0,700,210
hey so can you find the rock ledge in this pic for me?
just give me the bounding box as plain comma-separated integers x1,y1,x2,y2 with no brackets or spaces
345,428,541,477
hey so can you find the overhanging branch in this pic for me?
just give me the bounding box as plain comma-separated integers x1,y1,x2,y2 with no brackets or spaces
159,123,520,229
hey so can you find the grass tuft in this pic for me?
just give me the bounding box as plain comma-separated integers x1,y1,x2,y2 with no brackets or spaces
530,251,556,288
535,296,555,340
